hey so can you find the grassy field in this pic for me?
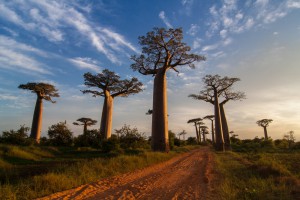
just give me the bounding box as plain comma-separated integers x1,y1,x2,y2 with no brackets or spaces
214,150,300,200
0,144,196,200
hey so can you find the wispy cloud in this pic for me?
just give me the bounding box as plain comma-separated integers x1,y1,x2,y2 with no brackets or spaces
159,11,173,28
187,24,200,36
0,0,137,64
69,57,102,72
0,36,51,75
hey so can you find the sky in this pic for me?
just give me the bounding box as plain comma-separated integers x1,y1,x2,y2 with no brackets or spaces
0,0,300,141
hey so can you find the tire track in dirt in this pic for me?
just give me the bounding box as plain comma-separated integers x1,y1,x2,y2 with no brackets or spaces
38,147,215,200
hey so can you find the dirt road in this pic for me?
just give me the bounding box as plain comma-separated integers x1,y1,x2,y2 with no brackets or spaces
38,147,216,200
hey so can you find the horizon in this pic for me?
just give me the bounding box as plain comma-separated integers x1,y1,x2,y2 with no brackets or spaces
0,0,300,141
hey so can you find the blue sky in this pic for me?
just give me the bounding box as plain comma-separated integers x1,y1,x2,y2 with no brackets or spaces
0,0,300,140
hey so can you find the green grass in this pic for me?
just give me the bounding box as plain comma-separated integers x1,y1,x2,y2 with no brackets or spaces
0,144,197,200
214,151,300,200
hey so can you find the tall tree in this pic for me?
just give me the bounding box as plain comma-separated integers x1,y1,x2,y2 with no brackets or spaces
187,118,202,144
189,75,240,151
180,130,187,140
18,82,59,143
82,69,143,139
73,118,97,134
199,125,208,142
219,90,245,150
196,121,205,143
131,27,205,152
256,119,273,140
204,115,215,144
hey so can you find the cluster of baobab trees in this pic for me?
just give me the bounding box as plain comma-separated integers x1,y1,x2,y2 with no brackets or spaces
187,75,246,151
19,27,205,152
17,27,273,152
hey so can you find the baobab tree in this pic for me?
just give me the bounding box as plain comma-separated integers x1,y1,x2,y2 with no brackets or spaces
180,130,187,140
204,115,215,144
187,118,202,144
196,121,205,143
256,119,273,140
73,118,97,134
82,69,143,139
199,125,209,142
131,27,205,152
219,90,245,150
189,75,240,151
18,82,59,143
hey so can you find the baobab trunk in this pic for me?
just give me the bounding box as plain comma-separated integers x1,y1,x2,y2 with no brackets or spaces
263,126,268,140
83,124,87,134
30,96,43,143
151,69,169,152
100,91,114,139
211,120,215,144
214,90,225,151
194,122,200,144
220,104,231,151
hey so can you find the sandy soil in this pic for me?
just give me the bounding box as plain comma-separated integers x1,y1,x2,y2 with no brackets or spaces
38,147,216,200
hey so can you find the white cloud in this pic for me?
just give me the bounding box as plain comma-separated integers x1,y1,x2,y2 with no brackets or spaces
0,36,51,75
69,57,102,72
223,37,233,46
187,24,199,36
255,0,269,7
0,1,137,64
192,38,202,49
159,11,173,29
287,0,300,8
220,29,228,38
202,44,219,52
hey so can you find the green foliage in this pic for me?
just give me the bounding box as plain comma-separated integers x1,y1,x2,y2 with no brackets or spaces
48,122,73,146
117,125,148,149
168,130,176,150
74,129,101,148
186,137,197,145
0,125,34,145
0,145,192,199
101,135,120,153
215,151,300,200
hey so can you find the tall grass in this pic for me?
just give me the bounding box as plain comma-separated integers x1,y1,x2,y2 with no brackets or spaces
0,145,195,200
214,151,300,200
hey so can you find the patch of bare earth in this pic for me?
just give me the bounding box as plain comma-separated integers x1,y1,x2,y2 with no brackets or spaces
38,147,216,200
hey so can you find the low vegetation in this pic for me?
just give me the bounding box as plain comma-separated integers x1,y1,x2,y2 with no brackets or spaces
214,136,300,200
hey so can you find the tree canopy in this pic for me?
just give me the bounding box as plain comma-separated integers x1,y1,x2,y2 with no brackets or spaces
256,119,273,127
131,27,205,75
82,69,143,97
18,82,59,102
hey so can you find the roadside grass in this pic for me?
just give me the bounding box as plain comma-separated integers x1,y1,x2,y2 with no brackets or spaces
214,151,300,200
0,144,197,200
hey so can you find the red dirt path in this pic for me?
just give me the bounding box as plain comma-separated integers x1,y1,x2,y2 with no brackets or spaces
38,147,216,200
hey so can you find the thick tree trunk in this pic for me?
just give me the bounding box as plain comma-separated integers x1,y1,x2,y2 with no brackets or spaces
83,124,87,134
220,104,231,151
194,122,200,144
211,120,215,144
151,69,169,152
263,126,268,140
202,132,206,142
197,124,202,143
100,91,114,139
30,96,43,143
214,90,225,151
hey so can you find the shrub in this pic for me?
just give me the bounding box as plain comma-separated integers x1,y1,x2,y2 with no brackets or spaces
48,122,73,146
74,129,101,148
101,136,120,153
0,125,33,145
115,124,148,149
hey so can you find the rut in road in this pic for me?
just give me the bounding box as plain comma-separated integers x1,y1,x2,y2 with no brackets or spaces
38,147,215,200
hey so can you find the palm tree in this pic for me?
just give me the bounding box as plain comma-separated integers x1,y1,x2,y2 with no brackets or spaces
131,27,205,152
73,118,97,134
18,82,59,143
256,119,273,140
82,69,143,139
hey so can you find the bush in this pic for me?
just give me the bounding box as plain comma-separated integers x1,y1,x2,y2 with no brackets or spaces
186,137,197,145
115,124,149,149
74,129,101,148
0,125,34,145
48,122,73,146
101,135,120,153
